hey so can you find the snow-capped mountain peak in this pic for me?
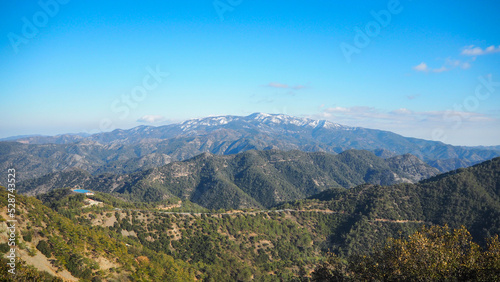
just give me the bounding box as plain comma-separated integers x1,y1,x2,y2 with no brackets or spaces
180,116,233,130
179,113,348,131
247,112,346,129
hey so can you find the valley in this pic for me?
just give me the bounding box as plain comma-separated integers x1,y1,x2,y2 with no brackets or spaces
3,1,499,280
1,155,499,281
18,149,440,210
1,114,500,281
1,114,498,188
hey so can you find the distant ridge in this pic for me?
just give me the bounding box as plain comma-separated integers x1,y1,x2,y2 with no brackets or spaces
1,113,499,187
18,149,440,209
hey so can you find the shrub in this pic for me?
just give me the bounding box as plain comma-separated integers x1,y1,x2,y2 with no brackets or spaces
36,240,52,257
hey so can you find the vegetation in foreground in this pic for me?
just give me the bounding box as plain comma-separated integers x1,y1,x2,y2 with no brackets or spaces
312,225,500,281
0,157,499,281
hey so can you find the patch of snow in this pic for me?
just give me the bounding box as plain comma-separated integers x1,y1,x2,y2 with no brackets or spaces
178,112,351,132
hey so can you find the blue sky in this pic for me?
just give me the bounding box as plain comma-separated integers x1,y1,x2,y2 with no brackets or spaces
1,0,499,145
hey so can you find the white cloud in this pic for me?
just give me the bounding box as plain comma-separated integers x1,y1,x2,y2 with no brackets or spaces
412,44,497,73
325,106,350,113
413,57,472,73
412,61,448,73
413,62,429,72
446,59,461,67
312,106,499,145
432,66,448,73
268,82,288,88
461,62,471,69
137,115,165,123
461,45,500,56
315,106,496,129
412,44,498,74
391,108,413,115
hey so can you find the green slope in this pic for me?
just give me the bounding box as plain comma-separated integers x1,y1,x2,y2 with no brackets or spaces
296,156,500,255
0,188,195,281
4,157,500,281
20,149,439,210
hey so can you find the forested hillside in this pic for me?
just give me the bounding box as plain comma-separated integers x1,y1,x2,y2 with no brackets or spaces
2,157,499,281
0,189,194,281
288,156,500,254
19,150,439,210
2,114,498,188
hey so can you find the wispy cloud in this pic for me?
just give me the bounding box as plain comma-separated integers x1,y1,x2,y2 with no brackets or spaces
433,66,448,73
268,82,288,88
412,45,494,73
413,58,471,73
413,62,429,72
137,115,165,123
311,105,500,145
407,94,420,100
461,45,500,56
445,58,472,70
315,106,496,127
462,62,471,69
266,82,306,90
413,62,449,73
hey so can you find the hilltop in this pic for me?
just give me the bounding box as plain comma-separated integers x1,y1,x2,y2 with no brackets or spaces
1,113,498,187
2,157,500,280
19,149,440,210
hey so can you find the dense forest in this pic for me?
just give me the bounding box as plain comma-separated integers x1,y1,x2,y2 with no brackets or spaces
1,156,500,281
19,149,439,210
3,113,499,188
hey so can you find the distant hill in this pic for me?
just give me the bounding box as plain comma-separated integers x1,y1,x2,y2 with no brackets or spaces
4,157,499,281
297,156,500,255
18,150,439,209
1,113,498,187
0,141,174,184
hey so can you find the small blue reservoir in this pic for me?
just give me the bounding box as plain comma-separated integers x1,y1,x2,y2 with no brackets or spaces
74,189,92,193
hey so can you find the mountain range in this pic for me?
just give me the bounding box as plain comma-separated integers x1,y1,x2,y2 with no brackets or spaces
1,113,499,188
301,156,500,254
18,149,440,209
2,155,499,281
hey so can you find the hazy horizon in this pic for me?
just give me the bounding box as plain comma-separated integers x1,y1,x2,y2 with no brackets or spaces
0,112,499,148
1,1,499,146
